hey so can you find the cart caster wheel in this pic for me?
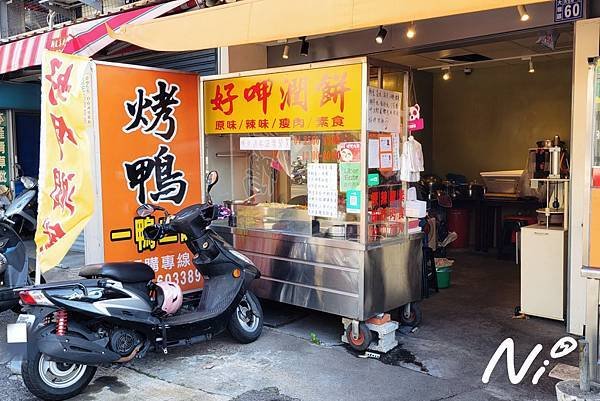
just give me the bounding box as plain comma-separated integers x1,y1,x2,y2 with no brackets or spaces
400,302,422,327
345,322,373,352
514,306,521,317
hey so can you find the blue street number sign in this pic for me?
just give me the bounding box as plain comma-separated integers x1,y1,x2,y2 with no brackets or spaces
555,0,584,22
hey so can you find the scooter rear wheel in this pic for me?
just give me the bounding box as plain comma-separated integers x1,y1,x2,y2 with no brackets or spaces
228,291,263,344
22,351,96,401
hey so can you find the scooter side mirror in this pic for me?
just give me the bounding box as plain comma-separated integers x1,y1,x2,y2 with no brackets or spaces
206,171,219,194
136,204,155,217
143,225,162,241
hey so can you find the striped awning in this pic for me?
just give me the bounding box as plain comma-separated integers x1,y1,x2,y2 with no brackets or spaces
0,0,189,75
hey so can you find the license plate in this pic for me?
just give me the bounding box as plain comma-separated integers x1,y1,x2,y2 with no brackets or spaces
7,314,34,344
7,323,27,343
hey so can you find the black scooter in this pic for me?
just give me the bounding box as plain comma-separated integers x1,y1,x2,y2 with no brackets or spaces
12,171,263,401
0,222,35,313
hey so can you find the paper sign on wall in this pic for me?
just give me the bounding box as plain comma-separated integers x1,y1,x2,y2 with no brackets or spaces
240,136,291,150
339,162,360,192
346,189,361,214
368,173,380,186
307,163,338,218
368,139,380,168
392,132,401,172
378,134,393,172
337,142,360,162
367,87,401,133
380,153,393,170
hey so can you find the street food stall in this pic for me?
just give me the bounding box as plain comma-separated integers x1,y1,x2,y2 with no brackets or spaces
200,58,423,349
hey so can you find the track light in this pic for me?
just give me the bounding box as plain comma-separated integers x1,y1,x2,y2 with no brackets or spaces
528,58,535,73
300,37,309,56
375,26,387,44
442,67,451,81
406,22,416,39
282,43,289,59
517,5,530,21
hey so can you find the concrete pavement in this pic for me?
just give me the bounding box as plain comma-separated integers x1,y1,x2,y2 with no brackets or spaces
0,307,561,401
0,249,575,401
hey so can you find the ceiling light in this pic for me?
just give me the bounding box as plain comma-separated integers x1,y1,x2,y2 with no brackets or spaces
406,22,416,39
442,68,451,81
528,58,535,73
517,5,530,22
300,37,309,57
282,43,289,59
375,26,387,44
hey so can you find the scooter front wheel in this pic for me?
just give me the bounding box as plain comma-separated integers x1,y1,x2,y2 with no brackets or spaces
228,291,263,344
22,351,96,401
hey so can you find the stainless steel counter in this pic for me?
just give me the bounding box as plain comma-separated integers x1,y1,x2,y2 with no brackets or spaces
213,225,423,321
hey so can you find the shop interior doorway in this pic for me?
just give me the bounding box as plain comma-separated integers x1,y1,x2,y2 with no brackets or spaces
367,27,573,365
14,111,41,180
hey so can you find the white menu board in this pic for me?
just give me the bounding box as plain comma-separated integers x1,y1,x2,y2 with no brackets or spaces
367,87,401,133
307,163,338,218
240,136,291,151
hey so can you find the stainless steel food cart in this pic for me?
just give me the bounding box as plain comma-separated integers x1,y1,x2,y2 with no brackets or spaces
200,57,423,343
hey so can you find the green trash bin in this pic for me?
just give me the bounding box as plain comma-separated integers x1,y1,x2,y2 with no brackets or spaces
436,268,452,289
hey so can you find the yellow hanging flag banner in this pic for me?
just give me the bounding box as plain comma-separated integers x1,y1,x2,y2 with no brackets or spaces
35,51,95,273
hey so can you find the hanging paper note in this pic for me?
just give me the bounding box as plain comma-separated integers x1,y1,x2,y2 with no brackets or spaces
367,87,401,133
307,163,338,218
346,189,361,214
339,162,361,192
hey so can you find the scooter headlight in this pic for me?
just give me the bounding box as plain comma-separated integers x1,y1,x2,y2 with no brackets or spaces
21,177,37,190
0,253,7,275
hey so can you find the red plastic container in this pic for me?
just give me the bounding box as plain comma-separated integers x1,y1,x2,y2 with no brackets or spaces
447,208,470,248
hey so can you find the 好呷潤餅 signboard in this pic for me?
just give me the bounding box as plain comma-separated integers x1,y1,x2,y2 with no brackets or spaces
203,63,363,134
95,64,202,292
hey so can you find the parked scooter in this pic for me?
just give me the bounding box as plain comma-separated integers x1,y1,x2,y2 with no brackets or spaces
1,174,38,237
0,222,34,313
12,171,263,401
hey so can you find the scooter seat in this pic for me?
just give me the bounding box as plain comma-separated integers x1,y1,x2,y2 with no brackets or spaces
79,262,155,283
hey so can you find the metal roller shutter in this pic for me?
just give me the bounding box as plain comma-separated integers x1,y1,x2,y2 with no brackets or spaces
104,48,218,75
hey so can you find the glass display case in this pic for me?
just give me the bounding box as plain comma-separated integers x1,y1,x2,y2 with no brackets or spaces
201,58,422,322
207,130,362,239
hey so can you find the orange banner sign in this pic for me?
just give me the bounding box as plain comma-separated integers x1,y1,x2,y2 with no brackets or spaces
203,63,363,134
96,64,202,292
